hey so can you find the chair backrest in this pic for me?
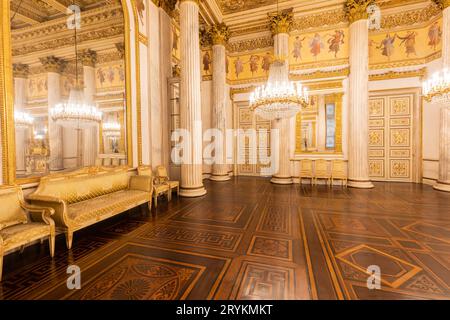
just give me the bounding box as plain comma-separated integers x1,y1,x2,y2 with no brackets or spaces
300,160,313,173
112,158,120,167
156,166,169,178
315,160,330,177
332,160,346,176
0,186,28,229
33,168,129,205
137,165,153,178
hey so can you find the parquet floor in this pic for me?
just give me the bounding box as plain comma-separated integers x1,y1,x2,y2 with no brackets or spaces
1,177,450,300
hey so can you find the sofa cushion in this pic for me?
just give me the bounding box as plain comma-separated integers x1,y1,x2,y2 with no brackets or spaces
1,223,50,251
34,170,129,205
67,190,150,227
0,187,28,229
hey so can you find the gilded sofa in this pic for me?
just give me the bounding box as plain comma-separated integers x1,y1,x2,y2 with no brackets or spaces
27,167,153,249
0,186,55,281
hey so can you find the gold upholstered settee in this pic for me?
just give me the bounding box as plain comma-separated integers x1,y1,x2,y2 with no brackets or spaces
27,167,153,250
0,186,55,281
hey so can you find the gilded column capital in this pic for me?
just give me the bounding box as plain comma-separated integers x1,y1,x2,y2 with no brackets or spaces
13,63,29,78
210,23,230,46
432,0,450,10
79,49,97,67
268,11,293,36
345,0,375,24
115,43,125,59
39,56,67,73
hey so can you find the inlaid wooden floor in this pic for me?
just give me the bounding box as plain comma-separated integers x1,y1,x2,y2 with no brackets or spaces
1,177,450,300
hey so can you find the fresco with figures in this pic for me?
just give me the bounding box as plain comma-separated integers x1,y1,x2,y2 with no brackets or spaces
27,74,48,99
226,50,274,83
95,63,126,91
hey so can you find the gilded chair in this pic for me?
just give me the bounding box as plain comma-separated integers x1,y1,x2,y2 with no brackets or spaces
331,160,348,187
155,165,180,199
0,186,55,281
315,159,331,186
138,165,170,208
299,159,314,185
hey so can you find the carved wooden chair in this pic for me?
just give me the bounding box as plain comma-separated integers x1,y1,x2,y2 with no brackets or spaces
315,159,331,186
138,165,170,208
331,160,348,187
0,186,55,281
299,159,314,185
155,165,180,200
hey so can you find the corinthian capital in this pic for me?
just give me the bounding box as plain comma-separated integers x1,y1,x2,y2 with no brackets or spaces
210,23,230,46
268,10,293,35
13,63,29,78
79,49,97,67
39,56,67,73
432,0,450,10
345,0,375,23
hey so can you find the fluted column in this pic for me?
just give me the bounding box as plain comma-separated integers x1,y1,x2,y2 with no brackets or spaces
210,23,230,182
434,0,450,192
41,56,65,171
179,0,207,197
346,1,374,188
269,12,294,184
81,49,98,166
13,64,29,174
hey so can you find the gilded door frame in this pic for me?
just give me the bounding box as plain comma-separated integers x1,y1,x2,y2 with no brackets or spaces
368,87,422,183
0,0,136,185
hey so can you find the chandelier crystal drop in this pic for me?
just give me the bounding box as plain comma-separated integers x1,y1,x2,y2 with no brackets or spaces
423,68,450,103
14,111,34,128
249,59,309,121
50,87,102,128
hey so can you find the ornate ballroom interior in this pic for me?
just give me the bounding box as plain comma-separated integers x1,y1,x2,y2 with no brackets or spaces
0,0,449,301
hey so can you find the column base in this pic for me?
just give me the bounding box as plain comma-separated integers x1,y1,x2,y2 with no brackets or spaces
348,179,374,189
179,186,207,198
210,174,231,182
433,181,450,192
271,176,293,185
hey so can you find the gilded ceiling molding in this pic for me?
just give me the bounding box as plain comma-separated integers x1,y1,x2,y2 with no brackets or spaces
369,68,427,81
13,63,29,78
79,49,97,67
115,43,125,59
380,4,441,30
227,36,273,53
291,9,347,32
39,56,67,73
345,0,375,23
290,68,350,81
268,10,294,35
432,0,450,10
210,23,230,46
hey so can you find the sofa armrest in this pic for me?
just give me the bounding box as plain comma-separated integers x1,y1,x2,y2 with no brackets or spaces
129,175,153,193
21,202,55,226
26,194,69,229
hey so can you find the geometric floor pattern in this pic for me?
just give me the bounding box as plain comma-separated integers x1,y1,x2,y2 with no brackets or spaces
1,178,449,300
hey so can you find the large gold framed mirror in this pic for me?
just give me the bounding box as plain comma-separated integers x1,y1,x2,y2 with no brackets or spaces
1,0,133,185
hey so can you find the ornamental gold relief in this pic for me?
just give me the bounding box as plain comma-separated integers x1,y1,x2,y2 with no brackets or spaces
210,23,230,46
432,0,450,10
345,0,375,23
268,10,294,35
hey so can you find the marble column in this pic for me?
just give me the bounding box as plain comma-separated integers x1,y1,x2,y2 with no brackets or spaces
13,64,29,174
269,12,294,184
210,23,231,182
179,0,206,197
346,1,374,189
40,56,65,171
434,1,450,192
81,49,98,167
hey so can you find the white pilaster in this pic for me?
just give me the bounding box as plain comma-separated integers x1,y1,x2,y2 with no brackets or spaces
347,18,374,188
82,64,98,166
14,76,28,174
434,5,450,192
179,0,206,197
47,71,64,171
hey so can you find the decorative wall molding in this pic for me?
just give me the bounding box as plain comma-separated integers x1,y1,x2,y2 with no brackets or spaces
227,36,273,53
369,68,427,81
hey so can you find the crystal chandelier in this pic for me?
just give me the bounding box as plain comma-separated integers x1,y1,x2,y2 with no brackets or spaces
14,111,34,128
249,59,309,120
103,122,121,138
423,68,450,103
50,4,101,128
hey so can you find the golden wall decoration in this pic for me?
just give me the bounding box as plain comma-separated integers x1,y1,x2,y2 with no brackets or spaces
227,50,274,83
95,62,126,91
